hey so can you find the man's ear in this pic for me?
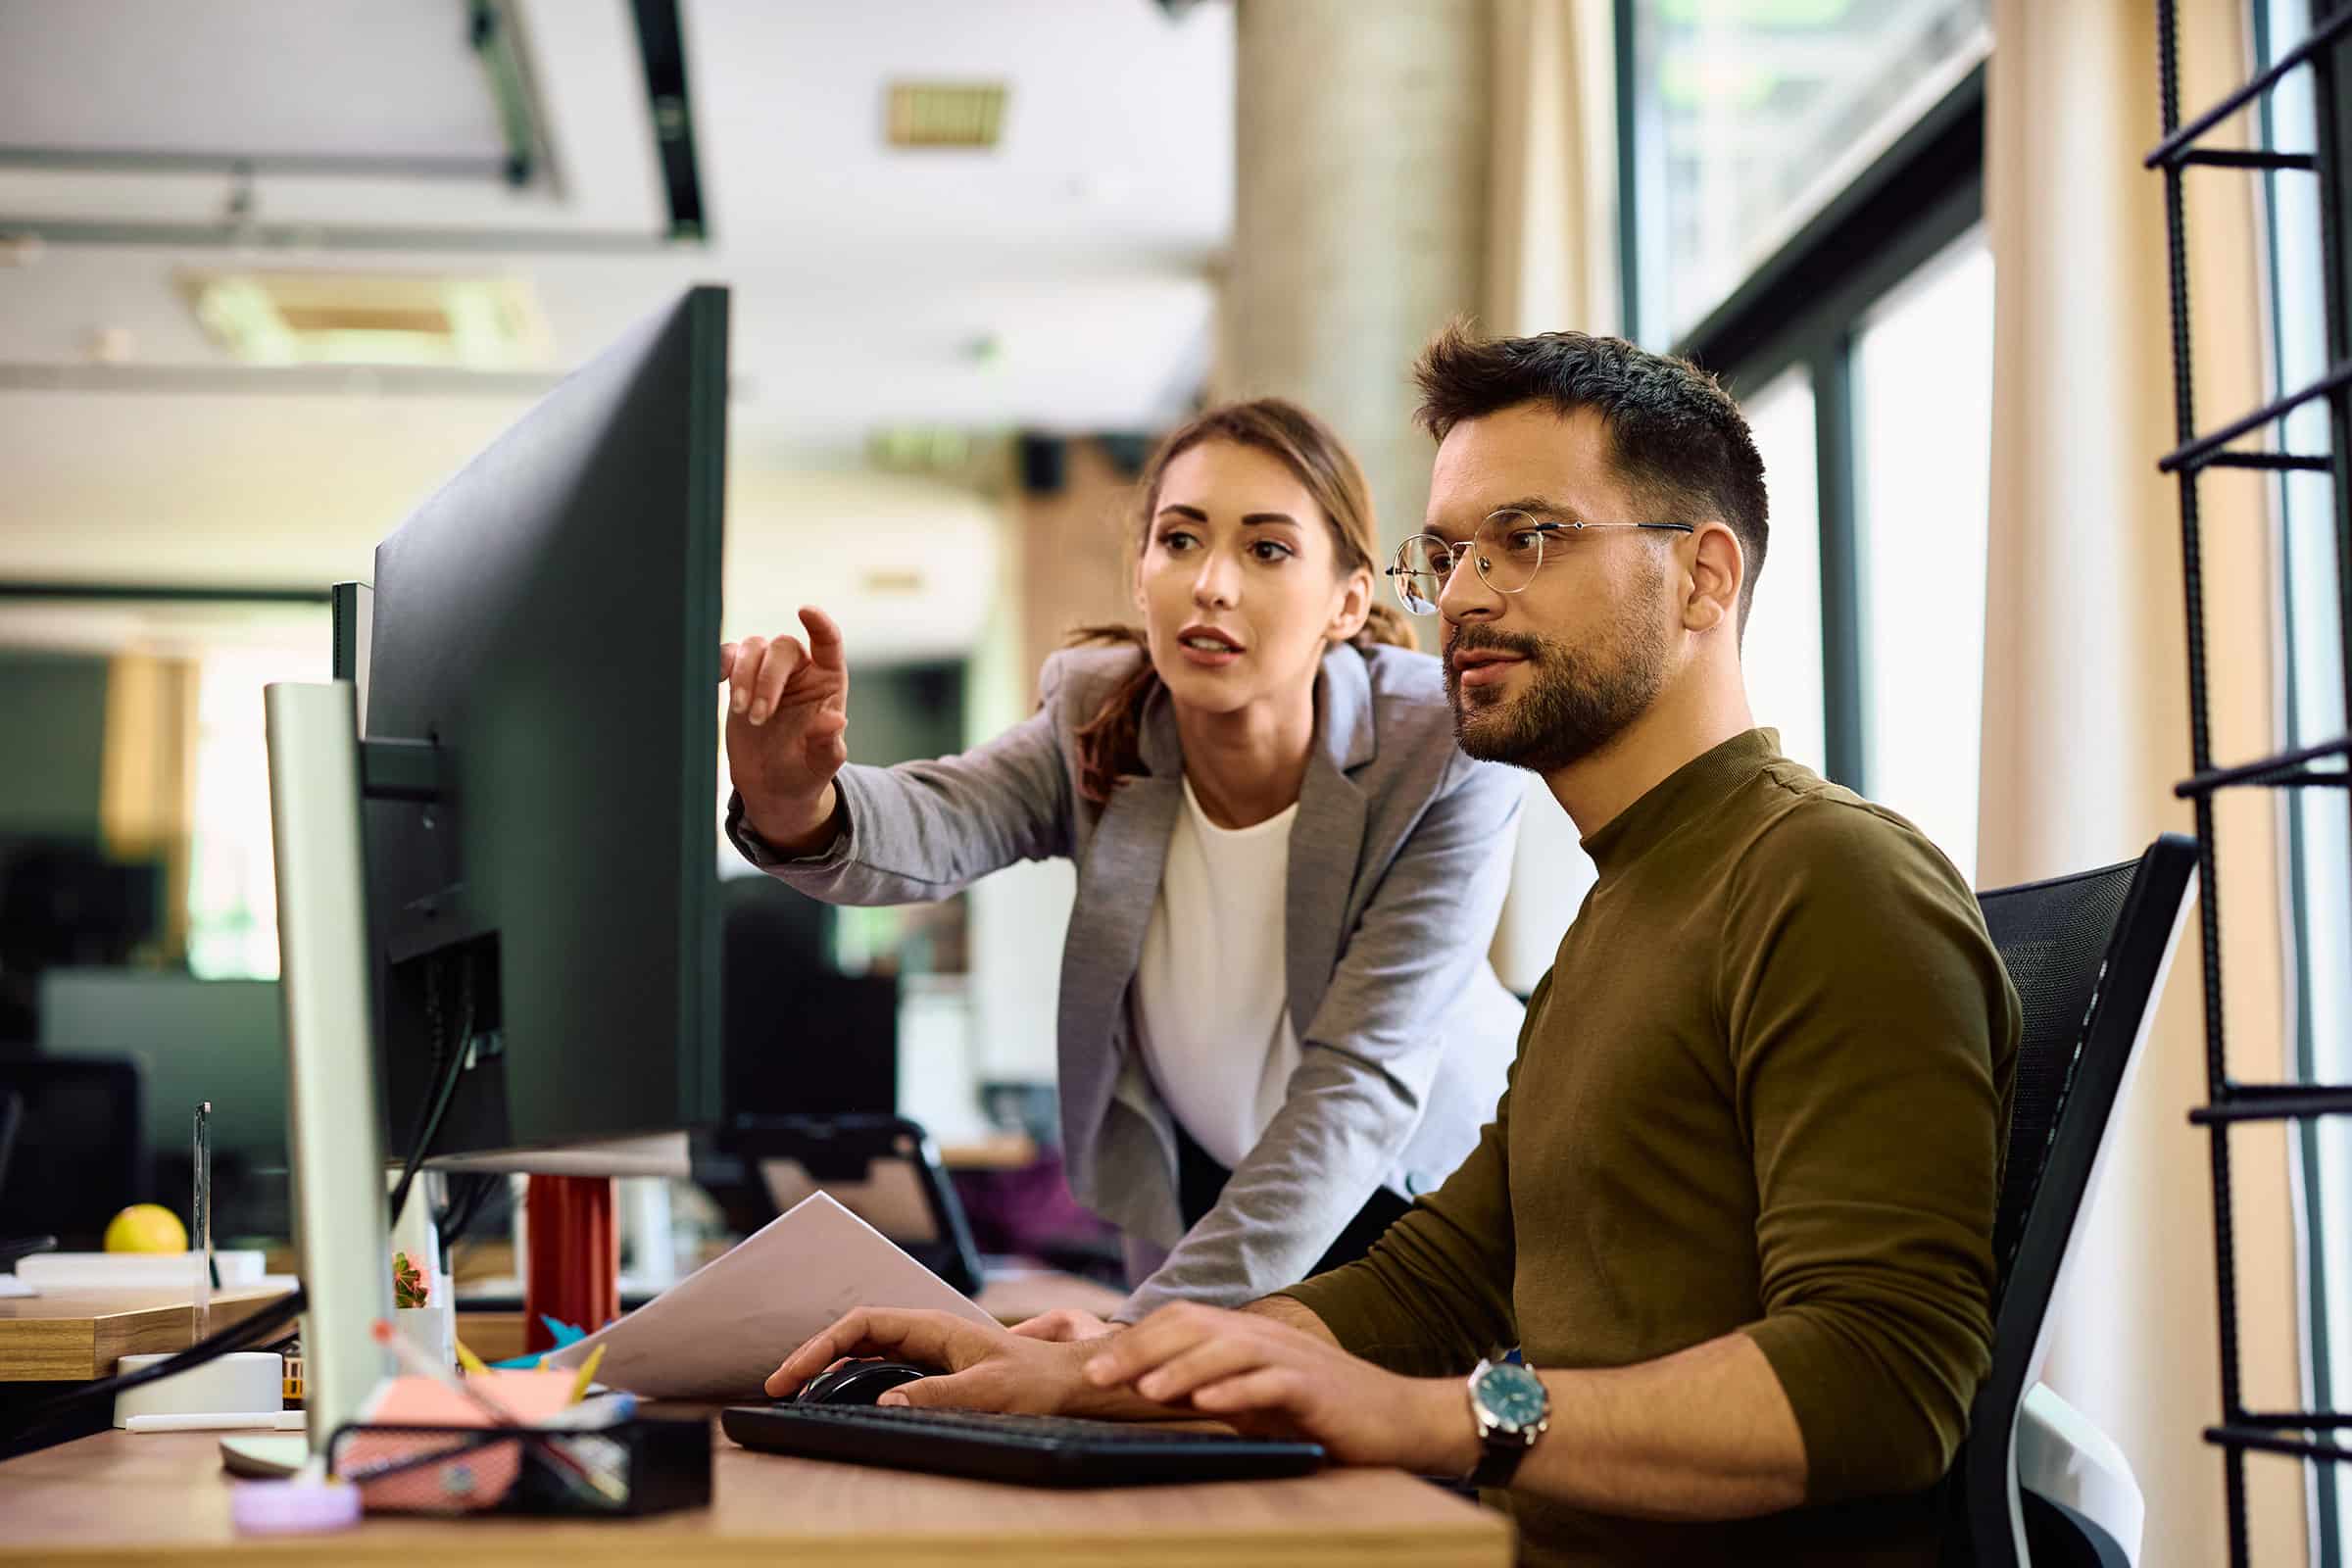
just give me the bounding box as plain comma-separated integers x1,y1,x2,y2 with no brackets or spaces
1684,520,1742,634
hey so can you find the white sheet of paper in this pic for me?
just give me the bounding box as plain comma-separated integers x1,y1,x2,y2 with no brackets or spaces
539,1191,998,1399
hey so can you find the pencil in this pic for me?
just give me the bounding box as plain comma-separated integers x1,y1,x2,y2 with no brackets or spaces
565,1344,607,1406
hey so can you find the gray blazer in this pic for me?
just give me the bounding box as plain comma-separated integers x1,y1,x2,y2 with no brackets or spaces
726,641,1524,1316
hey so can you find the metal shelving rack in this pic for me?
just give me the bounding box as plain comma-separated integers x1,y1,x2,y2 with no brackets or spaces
2150,2,2352,1561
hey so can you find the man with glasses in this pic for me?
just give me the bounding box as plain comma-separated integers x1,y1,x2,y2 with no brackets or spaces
768,326,2020,1567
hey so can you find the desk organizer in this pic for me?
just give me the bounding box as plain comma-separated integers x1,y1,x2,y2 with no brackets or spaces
325,1416,710,1517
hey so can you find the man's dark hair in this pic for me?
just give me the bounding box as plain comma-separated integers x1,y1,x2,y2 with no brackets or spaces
1413,321,1771,631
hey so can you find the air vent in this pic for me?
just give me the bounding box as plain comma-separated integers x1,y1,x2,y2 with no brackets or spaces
177,270,550,368
886,82,1008,149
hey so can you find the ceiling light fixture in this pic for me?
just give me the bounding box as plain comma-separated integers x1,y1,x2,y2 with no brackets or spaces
177,270,551,368
886,82,1009,149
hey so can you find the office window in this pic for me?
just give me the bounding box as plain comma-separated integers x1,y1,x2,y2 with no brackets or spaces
1622,0,1990,345
1851,230,1994,881
1740,366,1829,775
1624,4,1990,872
2256,1,2352,1555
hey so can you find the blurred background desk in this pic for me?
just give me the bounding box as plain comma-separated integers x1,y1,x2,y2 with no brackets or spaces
0,1287,292,1382
0,1420,1511,1566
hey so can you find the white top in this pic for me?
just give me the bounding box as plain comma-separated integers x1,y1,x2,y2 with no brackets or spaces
1131,776,1304,1171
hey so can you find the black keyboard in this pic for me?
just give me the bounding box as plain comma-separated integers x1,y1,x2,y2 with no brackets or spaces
720,1402,1325,1488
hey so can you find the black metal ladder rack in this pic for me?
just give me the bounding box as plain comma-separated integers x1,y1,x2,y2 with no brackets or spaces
2150,3,2352,1561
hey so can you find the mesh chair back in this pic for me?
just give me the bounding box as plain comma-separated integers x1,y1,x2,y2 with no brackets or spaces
1980,862,2140,1298
1952,834,2196,1566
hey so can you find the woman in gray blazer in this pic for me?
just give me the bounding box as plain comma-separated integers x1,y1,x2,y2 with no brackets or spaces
720,399,1523,1324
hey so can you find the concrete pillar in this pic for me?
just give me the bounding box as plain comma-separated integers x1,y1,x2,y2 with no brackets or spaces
1219,0,1494,561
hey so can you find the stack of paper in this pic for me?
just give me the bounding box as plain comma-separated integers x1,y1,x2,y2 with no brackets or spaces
542,1193,996,1399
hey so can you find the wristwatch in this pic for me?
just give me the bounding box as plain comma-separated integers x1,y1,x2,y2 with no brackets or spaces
1464,1356,1550,1489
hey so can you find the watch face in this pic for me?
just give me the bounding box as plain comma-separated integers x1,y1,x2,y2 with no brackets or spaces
1476,1362,1549,1430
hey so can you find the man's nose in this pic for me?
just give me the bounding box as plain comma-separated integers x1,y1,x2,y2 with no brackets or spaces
1439,551,1501,622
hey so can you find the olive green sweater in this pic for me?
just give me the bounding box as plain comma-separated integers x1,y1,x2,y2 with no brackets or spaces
1278,730,2019,1566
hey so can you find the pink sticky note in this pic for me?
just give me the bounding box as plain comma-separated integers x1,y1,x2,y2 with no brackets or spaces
340,1371,584,1512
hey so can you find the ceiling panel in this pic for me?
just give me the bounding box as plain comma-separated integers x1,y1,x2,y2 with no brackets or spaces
0,0,508,161
0,0,1235,662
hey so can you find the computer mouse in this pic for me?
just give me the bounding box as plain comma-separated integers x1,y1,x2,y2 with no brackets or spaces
794,1359,933,1405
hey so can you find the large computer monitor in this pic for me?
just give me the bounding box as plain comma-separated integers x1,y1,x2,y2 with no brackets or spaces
357,285,729,1158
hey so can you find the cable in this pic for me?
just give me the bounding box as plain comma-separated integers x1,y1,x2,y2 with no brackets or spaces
387,961,473,1236
0,954,477,1461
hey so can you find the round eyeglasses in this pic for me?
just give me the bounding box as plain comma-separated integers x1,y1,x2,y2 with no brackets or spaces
1385,511,1694,614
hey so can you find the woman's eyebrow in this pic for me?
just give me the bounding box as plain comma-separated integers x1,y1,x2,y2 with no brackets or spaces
1155,504,1209,522
1240,512,1300,527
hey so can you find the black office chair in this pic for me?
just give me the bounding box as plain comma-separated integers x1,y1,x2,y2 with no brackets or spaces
1946,834,2198,1567
0,1089,19,1192
698,1114,988,1297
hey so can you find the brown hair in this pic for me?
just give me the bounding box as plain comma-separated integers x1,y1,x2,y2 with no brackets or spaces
1068,398,1415,804
1413,319,1770,631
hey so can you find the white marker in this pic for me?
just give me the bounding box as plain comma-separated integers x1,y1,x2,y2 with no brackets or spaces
126,1410,305,1434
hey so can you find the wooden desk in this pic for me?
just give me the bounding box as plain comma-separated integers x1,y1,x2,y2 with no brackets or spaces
0,1289,292,1382
0,1419,1513,1566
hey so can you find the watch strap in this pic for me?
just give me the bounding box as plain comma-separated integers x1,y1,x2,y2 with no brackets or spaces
1467,1433,1535,1490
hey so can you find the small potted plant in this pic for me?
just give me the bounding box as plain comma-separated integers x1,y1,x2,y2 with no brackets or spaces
391,1249,454,1367
392,1250,428,1310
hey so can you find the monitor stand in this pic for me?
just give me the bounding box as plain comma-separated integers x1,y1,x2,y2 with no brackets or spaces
426,1131,693,1178
263,680,394,1459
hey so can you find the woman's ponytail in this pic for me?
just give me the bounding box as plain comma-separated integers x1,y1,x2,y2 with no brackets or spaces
1353,600,1420,654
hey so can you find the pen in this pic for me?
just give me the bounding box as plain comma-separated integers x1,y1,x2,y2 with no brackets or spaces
537,1392,636,1432
192,1102,211,1343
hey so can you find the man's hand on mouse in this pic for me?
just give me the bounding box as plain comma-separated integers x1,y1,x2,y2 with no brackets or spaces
1078,1301,1470,1473
765,1307,1167,1419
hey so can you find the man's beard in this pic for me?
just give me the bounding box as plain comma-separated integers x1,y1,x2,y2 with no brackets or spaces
1445,602,1670,774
